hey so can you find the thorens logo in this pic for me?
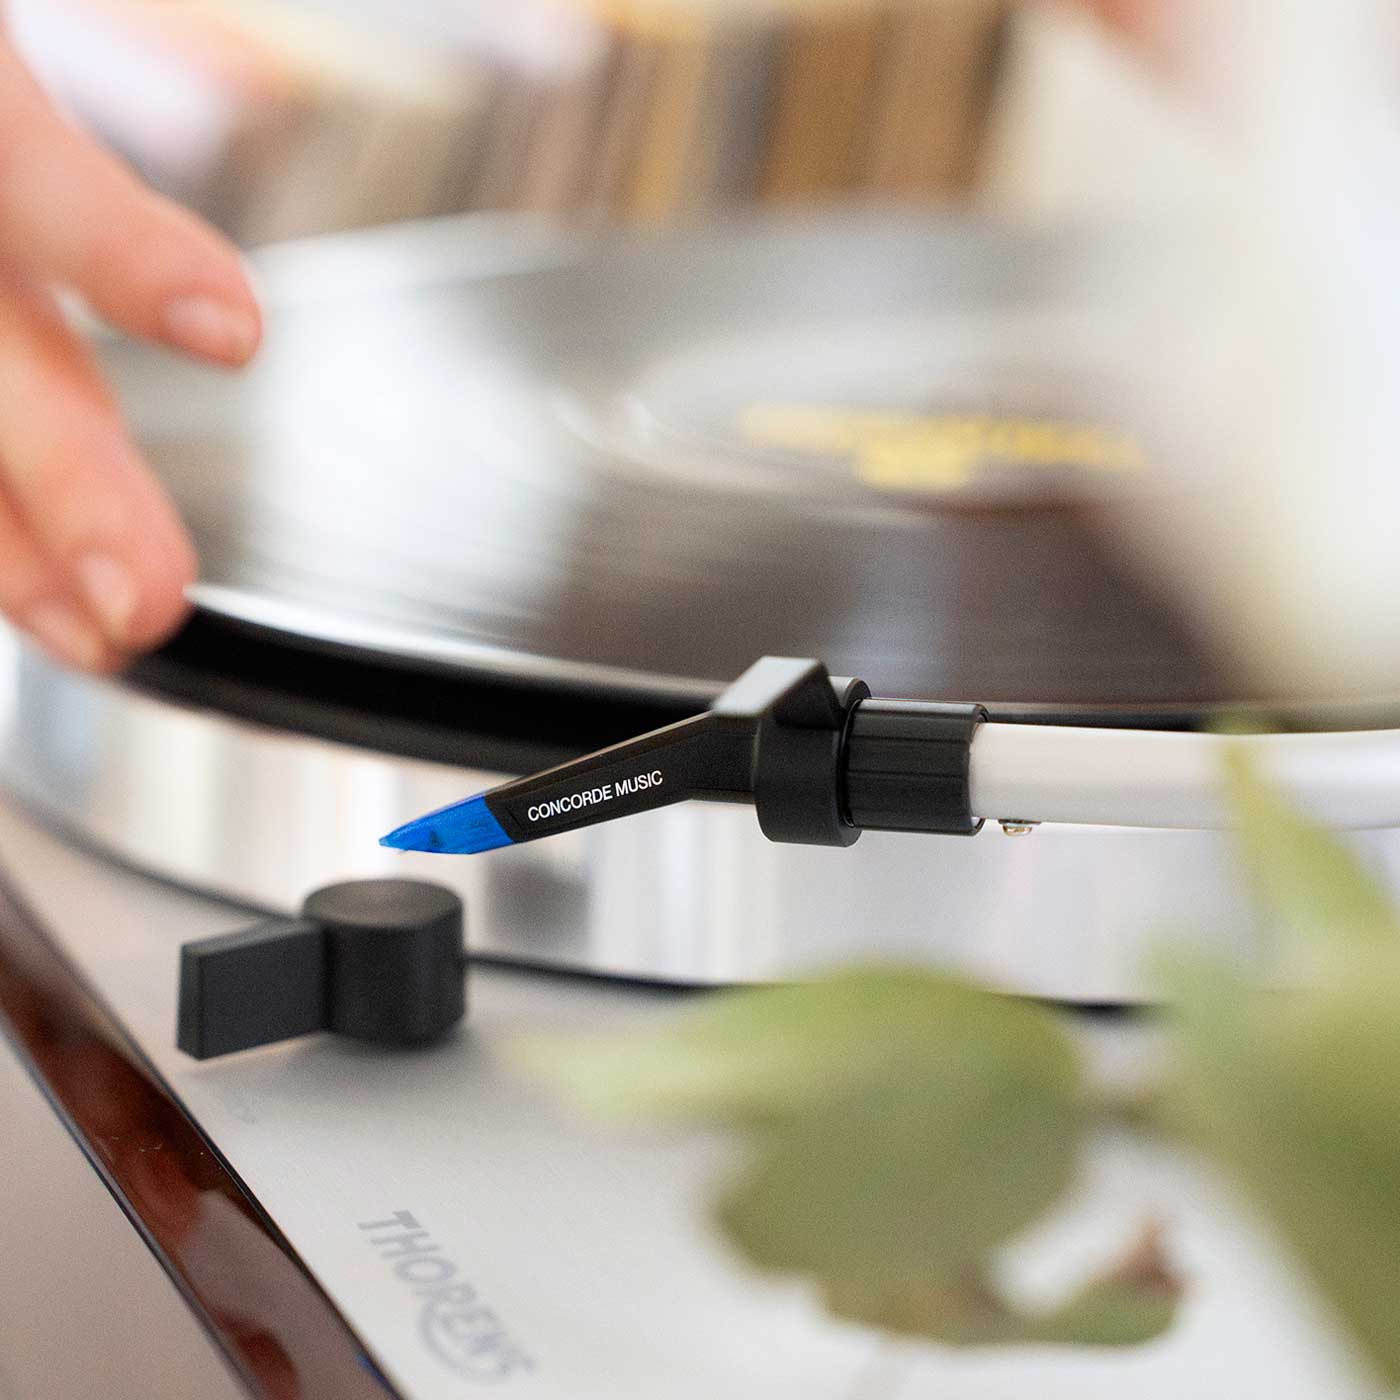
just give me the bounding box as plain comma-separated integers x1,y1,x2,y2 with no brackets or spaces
359,1211,535,1383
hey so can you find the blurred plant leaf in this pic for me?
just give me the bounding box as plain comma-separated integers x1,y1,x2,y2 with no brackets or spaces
524,967,1177,1347
1166,953,1400,1386
1163,757,1400,1384
1223,744,1398,948
714,1046,1080,1286
827,1224,1179,1347
517,967,1076,1126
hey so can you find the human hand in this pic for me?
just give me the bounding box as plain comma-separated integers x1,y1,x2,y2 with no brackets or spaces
1075,1,1160,43
0,18,260,672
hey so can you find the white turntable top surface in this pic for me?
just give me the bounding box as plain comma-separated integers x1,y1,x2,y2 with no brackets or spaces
0,798,1371,1400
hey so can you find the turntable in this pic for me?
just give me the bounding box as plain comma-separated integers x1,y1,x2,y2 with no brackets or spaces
0,212,1387,1399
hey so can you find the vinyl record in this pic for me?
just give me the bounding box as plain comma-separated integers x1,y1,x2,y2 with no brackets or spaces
105,213,1219,759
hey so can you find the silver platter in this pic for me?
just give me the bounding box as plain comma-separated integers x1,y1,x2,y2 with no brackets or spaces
0,636,1308,1001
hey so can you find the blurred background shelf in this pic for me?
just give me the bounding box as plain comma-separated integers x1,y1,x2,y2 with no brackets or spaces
7,0,1014,243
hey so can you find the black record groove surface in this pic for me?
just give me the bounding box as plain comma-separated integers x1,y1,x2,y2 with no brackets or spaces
108,214,1224,758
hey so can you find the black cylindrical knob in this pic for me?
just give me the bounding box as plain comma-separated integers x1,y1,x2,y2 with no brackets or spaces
843,700,986,836
304,879,466,1046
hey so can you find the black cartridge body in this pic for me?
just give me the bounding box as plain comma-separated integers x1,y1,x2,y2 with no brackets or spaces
382,657,987,856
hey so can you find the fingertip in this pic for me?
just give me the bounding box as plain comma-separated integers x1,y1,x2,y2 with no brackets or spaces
133,586,195,651
87,188,264,368
25,599,125,675
87,643,137,678
161,292,262,368
0,271,201,657
153,210,263,367
140,536,199,648
75,527,196,653
161,200,263,363
136,523,198,648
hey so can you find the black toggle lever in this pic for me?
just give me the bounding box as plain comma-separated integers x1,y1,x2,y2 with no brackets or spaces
177,879,467,1060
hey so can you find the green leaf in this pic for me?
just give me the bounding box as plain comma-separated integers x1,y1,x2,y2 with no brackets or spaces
1165,949,1400,1385
825,1225,1179,1348
715,1040,1081,1286
1161,769,1400,1383
522,969,1085,1284
1223,745,1398,948
517,966,1076,1127
520,967,1177,1353
1019,1225,1181,1347
824,1271,1018,1346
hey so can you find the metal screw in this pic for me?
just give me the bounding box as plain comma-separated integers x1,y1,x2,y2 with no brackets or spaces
999,820,1039,836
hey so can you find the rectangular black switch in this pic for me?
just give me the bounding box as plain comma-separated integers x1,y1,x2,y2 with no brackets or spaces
177,919,326,1060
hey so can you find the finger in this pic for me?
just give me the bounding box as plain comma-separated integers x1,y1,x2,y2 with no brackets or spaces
0,38,261,366
0,482,121,673
1075,0,1159,38
1070,0,1177,60
0,276,196,654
